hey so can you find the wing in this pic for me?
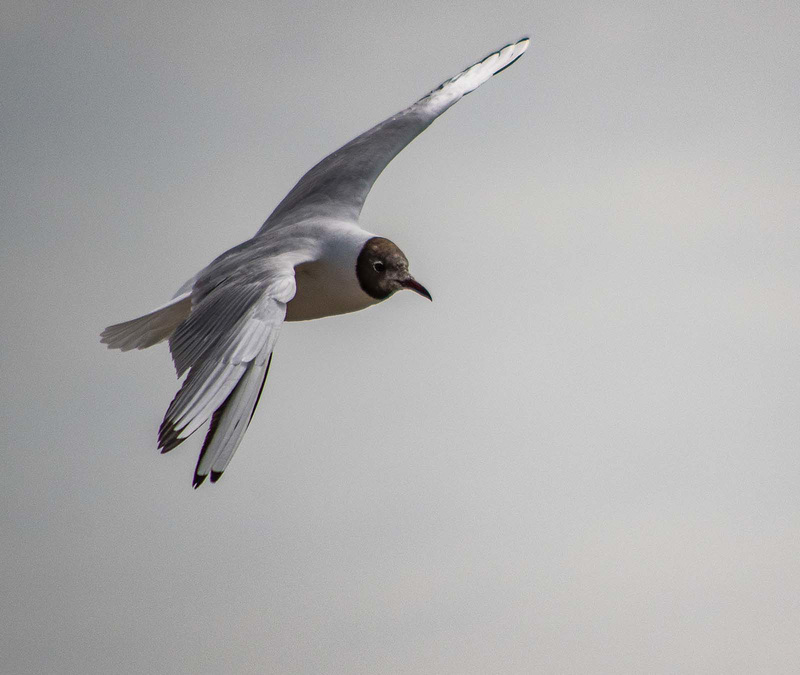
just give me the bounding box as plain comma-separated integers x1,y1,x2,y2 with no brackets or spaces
258,38,529,232
157,265,297,488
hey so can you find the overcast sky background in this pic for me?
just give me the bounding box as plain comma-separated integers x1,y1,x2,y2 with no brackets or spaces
3,1,799,673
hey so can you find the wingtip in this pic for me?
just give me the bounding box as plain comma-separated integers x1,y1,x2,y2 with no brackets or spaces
158,421,184,454
516,37,531,56
492,37,530,77
193,473,207,489
209,470,223,484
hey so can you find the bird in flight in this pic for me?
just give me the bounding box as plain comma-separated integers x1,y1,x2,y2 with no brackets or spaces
101,38,530,487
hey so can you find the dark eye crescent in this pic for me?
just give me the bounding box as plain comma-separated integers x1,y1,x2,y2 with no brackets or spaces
373,261,385,272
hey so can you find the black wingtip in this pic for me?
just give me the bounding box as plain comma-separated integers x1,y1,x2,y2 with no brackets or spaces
158,423,184,454
193,473,207,489
209,470,223,484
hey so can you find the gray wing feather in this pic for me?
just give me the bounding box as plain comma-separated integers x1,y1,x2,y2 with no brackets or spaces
193,347,274,487
169,282,265,377
157,274,293,482
169,361,246,440
258,38,529,232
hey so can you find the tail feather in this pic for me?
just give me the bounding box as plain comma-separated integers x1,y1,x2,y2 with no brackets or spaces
101,293,192,351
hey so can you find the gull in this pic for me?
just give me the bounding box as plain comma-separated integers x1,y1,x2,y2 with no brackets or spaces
101,38,530,487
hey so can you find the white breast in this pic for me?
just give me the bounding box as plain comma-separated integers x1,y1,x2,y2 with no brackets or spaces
284,223,378,322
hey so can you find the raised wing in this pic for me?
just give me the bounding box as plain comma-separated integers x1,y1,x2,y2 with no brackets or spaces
258,38,529,232
157,262,297,488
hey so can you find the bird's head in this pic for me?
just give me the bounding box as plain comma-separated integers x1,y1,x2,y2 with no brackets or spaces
356,237,431,302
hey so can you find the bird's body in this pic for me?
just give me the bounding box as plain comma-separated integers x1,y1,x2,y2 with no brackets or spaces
102,38,529,486
285,221,377,321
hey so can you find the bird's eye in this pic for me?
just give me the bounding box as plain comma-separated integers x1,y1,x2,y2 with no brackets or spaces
373,261,385,273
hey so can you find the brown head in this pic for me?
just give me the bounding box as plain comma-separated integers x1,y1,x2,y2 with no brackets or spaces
356,237,431,302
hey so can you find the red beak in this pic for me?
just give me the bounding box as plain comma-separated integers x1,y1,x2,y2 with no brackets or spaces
401,277,432,301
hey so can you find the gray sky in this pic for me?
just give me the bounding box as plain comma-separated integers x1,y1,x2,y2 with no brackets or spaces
3,1,800,673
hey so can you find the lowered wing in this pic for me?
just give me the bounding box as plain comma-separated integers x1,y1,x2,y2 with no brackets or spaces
158,258,298,488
